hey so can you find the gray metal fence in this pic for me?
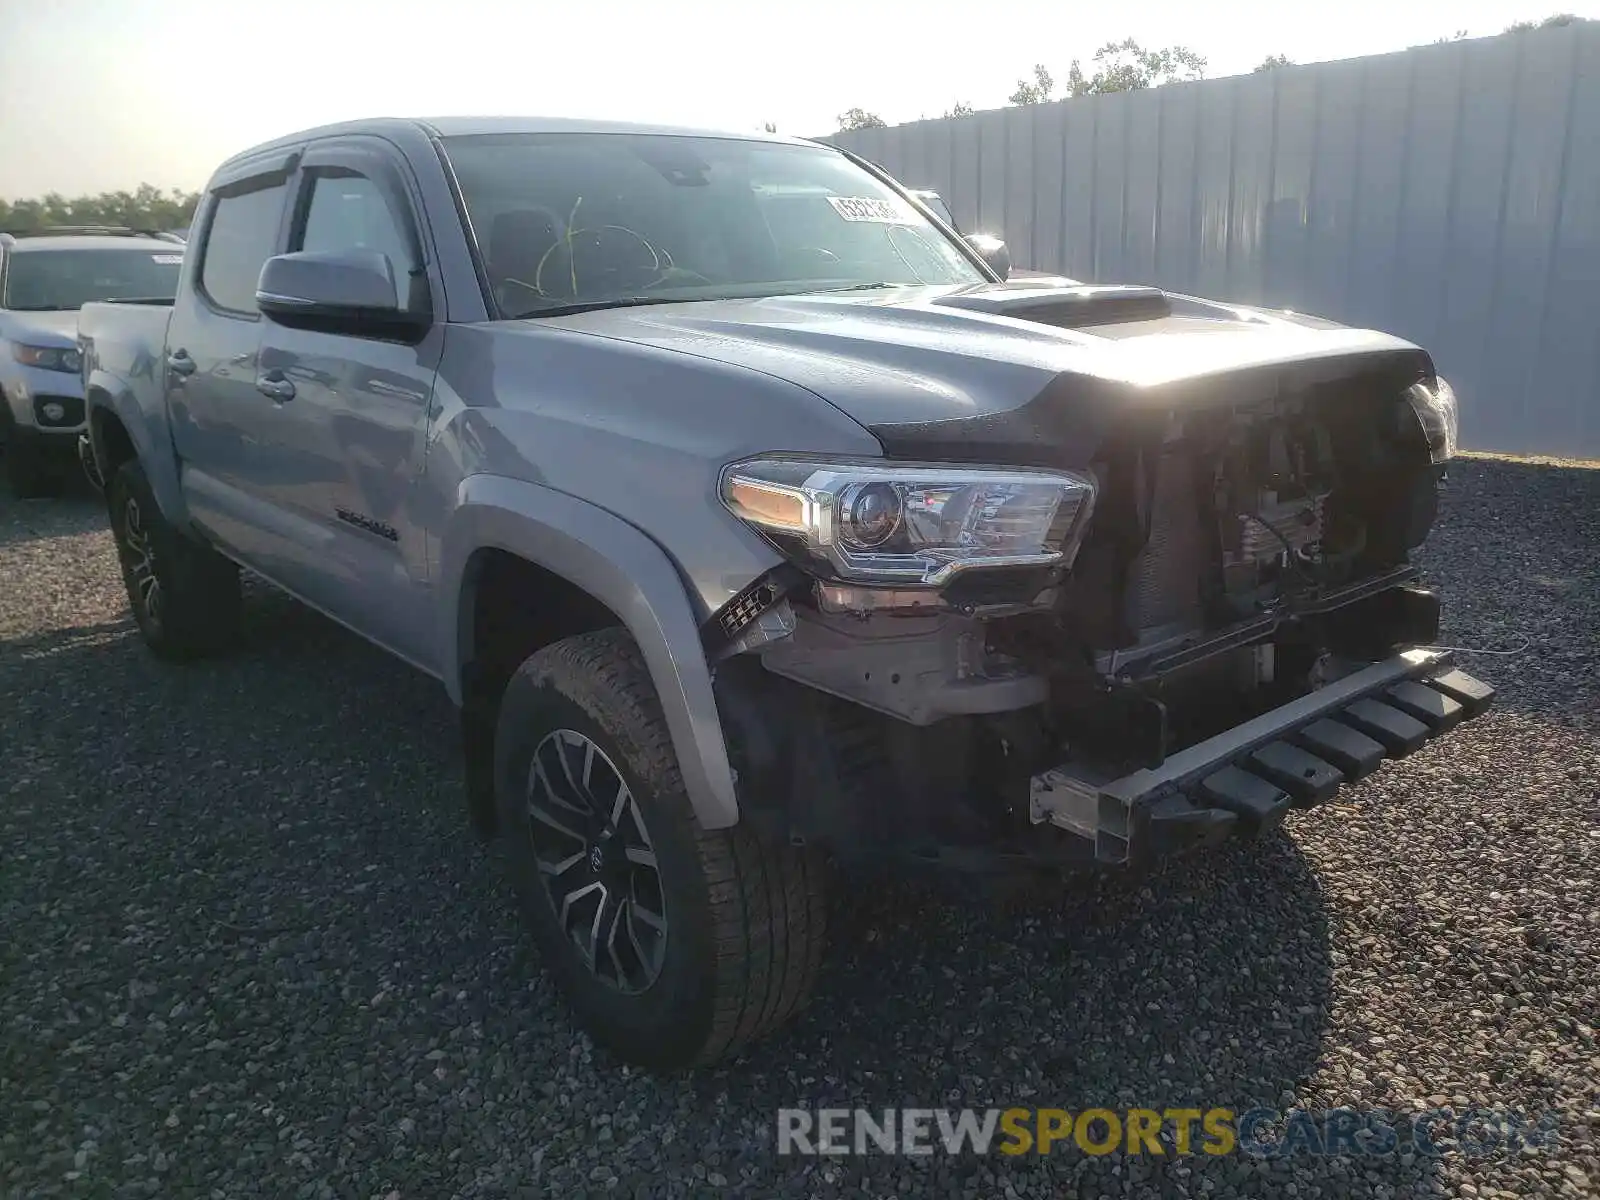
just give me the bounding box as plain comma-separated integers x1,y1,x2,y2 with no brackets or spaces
827,24,1600,458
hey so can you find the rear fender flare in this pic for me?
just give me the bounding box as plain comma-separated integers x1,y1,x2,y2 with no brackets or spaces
84,375,190,525
439,474,740,829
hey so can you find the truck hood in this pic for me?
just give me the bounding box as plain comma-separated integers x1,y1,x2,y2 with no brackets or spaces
1,310,81,346
534,281,1432,467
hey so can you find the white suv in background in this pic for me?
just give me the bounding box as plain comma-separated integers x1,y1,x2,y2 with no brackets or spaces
0,227,184,496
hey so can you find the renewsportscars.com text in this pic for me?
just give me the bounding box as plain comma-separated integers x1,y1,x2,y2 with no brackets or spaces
776,1107,1560,1158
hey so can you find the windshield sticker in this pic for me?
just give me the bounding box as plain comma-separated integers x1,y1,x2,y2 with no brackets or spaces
151,254,184,264
826,196,915,224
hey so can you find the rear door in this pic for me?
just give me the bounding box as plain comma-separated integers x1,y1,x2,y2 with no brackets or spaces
167,154,296,564
251,137,445,671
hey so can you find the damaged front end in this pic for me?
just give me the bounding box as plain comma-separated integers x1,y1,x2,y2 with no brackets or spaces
706,300,1491,874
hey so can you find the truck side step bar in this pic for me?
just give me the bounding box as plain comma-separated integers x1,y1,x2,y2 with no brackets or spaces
1030,649,1496,864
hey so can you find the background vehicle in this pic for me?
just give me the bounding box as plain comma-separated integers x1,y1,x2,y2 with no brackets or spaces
78,117,1492,1071
0,227,184,495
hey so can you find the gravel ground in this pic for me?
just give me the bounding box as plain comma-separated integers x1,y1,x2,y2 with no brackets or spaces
2,457,1597,1199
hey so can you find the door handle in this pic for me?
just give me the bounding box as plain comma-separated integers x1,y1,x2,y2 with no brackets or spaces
167,350,197,377
255,373,296,402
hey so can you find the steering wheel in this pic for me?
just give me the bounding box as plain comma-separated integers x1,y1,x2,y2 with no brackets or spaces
537,224,674,297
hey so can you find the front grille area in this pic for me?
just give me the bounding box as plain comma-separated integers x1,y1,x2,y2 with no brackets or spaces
32,394,85,429
1124,448,1207,634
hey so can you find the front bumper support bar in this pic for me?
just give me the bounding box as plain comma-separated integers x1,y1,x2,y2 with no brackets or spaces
1030,649,1495,864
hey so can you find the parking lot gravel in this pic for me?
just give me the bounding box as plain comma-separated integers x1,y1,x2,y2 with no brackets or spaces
2,456,1597,1199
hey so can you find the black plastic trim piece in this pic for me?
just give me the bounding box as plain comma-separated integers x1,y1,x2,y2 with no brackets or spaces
1386,680,1466,731
1292,718,1386,780
1341,699,1430,755
1246,741,1345,806
700,563,808,658
1198,765,1291,831
1426,668,1497,717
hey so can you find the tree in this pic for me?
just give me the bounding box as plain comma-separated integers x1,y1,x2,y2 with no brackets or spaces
1505,13,1585,32
836,107,887,131
761,121,778,133
1253,54,1292,72
1008,64,1054,105
0,184,200,234
942,101,975,118
1064,39,1207,97
1433,29,1469,43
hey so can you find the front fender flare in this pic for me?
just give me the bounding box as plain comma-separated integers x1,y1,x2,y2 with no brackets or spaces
439,474,740,830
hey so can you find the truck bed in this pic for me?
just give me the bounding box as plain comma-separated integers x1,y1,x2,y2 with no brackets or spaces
78,299,174,398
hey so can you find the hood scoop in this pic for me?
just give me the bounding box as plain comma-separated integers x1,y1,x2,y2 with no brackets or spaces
931,284,1173,329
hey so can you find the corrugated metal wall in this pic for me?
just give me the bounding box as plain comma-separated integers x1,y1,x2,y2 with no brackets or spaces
827,24,1600,458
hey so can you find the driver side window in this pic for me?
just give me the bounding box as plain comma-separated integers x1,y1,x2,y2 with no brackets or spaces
295,170,426,312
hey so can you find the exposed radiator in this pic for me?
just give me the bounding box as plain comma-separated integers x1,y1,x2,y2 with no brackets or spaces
1229,493,1325,564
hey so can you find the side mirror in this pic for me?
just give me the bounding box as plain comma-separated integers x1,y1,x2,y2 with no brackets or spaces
964,233,1011,281
256,249,427,341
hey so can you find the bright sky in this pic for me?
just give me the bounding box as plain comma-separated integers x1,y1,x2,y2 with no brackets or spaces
3,0,1596,199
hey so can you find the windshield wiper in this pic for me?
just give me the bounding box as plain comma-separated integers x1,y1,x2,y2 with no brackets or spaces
505,296,690,319
812,282,914,293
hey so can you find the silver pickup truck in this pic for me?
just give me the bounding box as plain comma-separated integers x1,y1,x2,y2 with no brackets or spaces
78,116,1493,1071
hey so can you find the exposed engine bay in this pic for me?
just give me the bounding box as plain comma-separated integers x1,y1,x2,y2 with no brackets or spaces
711,358,1454,869
1020,380,1445,769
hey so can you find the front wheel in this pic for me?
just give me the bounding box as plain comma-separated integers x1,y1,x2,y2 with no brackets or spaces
108,459,242,660
494,628,828,1070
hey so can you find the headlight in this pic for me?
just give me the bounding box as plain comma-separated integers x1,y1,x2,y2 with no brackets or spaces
721,456,1097,586
12,343,81,373
1407,375,1458,464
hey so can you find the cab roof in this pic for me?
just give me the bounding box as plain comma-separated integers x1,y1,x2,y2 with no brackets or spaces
416,115,817,144
212,115,827,178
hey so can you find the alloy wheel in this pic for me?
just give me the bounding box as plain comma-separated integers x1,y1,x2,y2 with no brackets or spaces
524,729,667,994
121,495,162,625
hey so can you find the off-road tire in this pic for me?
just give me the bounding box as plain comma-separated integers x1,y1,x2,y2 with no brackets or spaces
494,627,828,1070
108,458,241,660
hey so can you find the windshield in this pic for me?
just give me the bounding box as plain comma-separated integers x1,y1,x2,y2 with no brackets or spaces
1,247,184,311
441,132,986,318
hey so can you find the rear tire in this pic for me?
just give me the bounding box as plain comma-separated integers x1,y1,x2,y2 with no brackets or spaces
108,458,241,660
494,627,828,1070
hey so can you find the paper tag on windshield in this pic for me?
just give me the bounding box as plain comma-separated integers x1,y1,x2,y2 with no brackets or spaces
826,195,914,224
151,254,183,264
